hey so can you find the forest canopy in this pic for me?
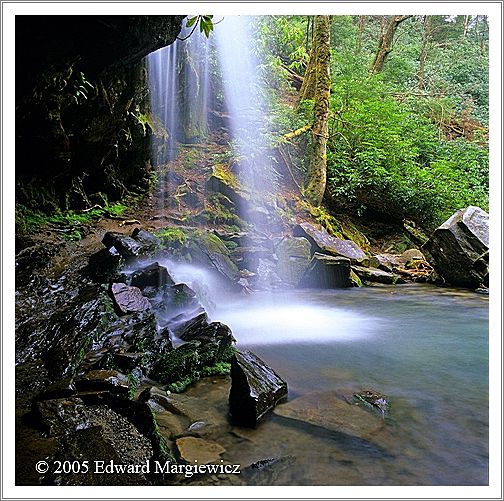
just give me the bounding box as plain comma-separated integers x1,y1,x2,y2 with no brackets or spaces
255,14,489,229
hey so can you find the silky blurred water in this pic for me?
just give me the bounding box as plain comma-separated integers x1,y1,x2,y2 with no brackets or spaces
212,284,489,485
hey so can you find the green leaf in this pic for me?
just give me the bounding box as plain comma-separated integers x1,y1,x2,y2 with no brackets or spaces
186,16,198,28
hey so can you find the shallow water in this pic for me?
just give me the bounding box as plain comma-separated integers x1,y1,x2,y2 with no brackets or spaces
210,284,489,485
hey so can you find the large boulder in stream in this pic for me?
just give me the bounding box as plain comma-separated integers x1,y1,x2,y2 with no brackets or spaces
182,229,241,289
275,236,312,286
293,222,366,262
299,253,352,288
422,206,489,288
229,350,288,427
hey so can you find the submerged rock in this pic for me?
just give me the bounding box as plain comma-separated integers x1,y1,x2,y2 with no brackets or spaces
110,283,151,315
293,222,366,262
229,350,288,427
423,206,489,288
273,391,386,445
299,252,352,288
175,436,226,464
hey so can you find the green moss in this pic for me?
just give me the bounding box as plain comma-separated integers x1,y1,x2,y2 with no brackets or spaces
213,164,242,190
150,408,176,462
151,335,236,394
350,270,363,287
201,361,231,376
156,227,188,248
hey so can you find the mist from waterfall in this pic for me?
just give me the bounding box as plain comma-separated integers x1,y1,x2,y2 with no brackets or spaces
212,16,272,195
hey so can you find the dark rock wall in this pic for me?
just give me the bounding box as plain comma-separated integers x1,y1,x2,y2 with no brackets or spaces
16,15,184,210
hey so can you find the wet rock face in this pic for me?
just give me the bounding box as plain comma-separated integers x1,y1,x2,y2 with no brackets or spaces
16,16,185,211
293,222,366,262
351,265,404,285
275,237,312,287
299,253,352,288
423,206,489,288
183,230,241,289
110,283,151,315
130,262,174,289
102,230,160,259
229,350,288,428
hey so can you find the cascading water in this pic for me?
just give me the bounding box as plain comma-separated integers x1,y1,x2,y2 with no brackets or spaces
147,27,211,212
212,16,273,197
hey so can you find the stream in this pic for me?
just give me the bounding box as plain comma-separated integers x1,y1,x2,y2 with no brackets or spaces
207,284,488,485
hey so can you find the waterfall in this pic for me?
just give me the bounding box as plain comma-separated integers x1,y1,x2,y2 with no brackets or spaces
147,27,211,213
147,16,277,225
213,16,273,196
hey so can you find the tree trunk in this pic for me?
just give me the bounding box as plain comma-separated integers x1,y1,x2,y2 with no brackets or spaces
370,15,412,74
298,17,317,103
355,15,367,54
305,15,331,206
418,16,432,91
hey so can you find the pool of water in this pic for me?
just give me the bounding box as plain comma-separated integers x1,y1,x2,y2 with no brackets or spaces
210,284,489,485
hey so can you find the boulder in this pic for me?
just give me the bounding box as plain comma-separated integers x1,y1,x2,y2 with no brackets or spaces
102,229,161,259
422,206,489,288
102,232,144,258
293,222,366,262
184,230,240,288
131,228,161,252
275,237,312,286
373,253,402,272
130,262,174,289
149,320,235,392
229,350,288,427
110,283,151,315
299,253,352,288
83,247,124,283
351,265,405,285
206,164,250,210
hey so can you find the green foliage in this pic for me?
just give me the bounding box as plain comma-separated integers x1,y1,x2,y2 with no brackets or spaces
15,201,130,239
127,372,140,399
256,15,489,229
185,15,214,38
156,227,188,248
325,75,488,227
201,361,231,376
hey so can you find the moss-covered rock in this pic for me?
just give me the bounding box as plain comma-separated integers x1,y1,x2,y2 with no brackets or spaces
150,321,235,393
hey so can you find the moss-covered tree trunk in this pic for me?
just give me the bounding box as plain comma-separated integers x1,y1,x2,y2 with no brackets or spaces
304,15,331,206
